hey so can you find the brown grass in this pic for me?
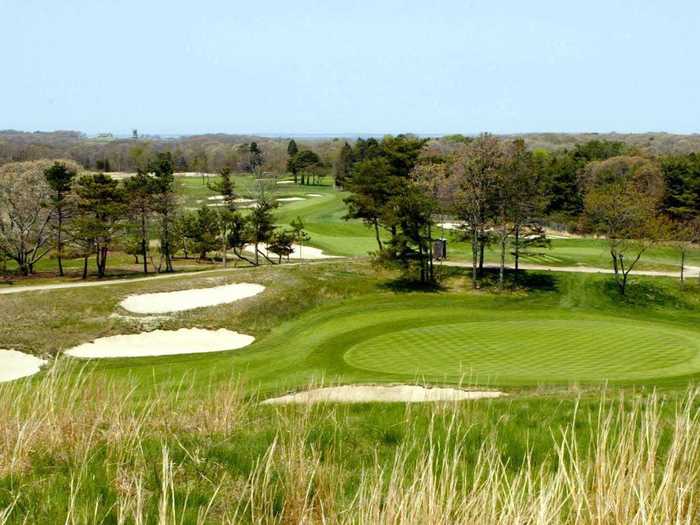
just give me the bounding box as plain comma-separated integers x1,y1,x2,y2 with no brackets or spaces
1,369,699,524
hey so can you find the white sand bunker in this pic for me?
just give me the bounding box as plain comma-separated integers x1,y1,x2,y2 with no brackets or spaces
438,222,464,230
263,385,504,404
276,180,295,184
306,193,323,197
120,283,265,314
65,328,254,359
244,243,339,260
277,197,306,202
0,350,47,383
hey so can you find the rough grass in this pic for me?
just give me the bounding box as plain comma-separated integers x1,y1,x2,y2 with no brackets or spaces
1,368,699,523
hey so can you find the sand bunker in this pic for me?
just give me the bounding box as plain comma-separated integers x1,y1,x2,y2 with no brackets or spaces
65,328,254,359
306,193,323,197
438,222,464,230
276,180,295,185
277,197,305,202
0,350,47,383
263,385,504,404
119,283,265,314
244,243,338,260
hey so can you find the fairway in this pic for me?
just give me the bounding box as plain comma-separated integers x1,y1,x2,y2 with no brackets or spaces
344,320,700,382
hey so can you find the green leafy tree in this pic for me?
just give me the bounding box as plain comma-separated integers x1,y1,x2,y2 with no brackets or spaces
73,173,126,278
288,150,322,185
287,139,298,158
149,153,178,272
289,216,310,260
124,172,157,273
334,142,353,189
248,196,278,265
249,142,264,172
208,167,238,267
44,162,78,276
267,229,295,263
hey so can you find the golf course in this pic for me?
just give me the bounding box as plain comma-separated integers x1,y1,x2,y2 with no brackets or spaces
2,147,700,523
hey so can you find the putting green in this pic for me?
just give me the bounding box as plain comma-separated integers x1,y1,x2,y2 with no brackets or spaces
344,320,700,382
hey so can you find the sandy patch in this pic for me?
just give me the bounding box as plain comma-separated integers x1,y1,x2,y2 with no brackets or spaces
306,193,323,197
276,180,295,184
65,328,254,359
120,283,265,314
0,350,47,383
262,385,504,404
244,243,339,260
276,197,306,202
207,195,225,200
438,222,464,231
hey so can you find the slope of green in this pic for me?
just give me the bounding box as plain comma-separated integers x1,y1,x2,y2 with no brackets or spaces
6,262,700,393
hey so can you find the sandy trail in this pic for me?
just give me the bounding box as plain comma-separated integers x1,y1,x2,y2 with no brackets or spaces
444,261,700,279
0,350,47,383
262,385,504,404
65,328,254,359
244,243,339,260
276,197,306,202
120,283,265,314
0,259,342,296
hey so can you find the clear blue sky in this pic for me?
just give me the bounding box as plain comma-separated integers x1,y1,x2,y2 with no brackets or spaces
2,0,699,136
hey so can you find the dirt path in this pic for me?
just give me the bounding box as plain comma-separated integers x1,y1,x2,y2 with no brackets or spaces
0,259,340,296
2,258,695,296
444,261,700,279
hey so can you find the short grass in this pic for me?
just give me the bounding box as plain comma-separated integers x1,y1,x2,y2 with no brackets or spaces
3,262,700,392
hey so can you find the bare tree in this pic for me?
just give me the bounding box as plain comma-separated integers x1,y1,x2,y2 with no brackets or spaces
581,156,665,294
449,134,502,289
0,160,57,275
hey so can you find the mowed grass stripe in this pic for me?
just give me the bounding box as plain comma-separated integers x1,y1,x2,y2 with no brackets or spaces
344,320,700,383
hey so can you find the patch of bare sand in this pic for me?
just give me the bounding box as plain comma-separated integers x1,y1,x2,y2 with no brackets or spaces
65,328,254,359
244,244,339,260
119,283,265,314
0,350,47,383
262,385,505,404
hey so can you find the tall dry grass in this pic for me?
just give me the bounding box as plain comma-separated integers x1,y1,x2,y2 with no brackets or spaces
1,367,699,524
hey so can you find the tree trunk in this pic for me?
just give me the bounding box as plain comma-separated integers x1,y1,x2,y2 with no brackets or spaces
478,232,485,277
499,227,507,290
471,227,479,289
82,255,89,279
141,215,149,274
680,248,686,288
514,224,520,281
57,213,64,277
222,226,228,269
373,221,383,251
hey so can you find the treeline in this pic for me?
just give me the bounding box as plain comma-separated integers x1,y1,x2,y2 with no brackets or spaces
0,131,342,176
0,155,309,278
340,135,700,293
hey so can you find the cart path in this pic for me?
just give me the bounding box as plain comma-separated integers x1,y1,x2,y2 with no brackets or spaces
1,259,696,296
443,261,700,279
0,259,339,295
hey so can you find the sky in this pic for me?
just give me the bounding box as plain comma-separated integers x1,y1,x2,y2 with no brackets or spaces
1,0,699,136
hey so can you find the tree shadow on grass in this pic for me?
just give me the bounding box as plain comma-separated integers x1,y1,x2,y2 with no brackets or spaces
378,277,446,293
600,278,699,310
447,266,559,293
